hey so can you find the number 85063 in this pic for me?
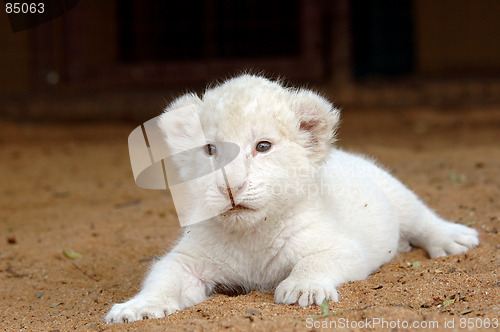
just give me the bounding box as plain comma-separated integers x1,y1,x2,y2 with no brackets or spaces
6,2,45,14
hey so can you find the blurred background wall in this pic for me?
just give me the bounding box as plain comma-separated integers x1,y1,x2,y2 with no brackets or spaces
0,0,499,122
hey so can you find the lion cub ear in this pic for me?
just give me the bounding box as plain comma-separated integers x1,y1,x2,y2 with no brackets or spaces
290,89,340,163
162,92,202,123
157,93,204,154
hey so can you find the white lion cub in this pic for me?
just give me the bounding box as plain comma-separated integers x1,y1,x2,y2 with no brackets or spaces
105,75,479,323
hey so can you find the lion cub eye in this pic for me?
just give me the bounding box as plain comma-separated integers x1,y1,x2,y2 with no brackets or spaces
204,144,217,156
255,141,272,153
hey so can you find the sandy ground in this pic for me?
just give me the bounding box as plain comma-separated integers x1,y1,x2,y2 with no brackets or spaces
1,104,499,331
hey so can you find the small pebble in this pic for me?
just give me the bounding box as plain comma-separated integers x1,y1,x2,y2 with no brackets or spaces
245,308,261,315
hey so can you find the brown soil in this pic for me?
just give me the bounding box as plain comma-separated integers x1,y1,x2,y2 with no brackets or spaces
1,105,499,331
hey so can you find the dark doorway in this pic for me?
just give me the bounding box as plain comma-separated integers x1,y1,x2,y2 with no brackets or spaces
117,0,300,63
351,0,414,79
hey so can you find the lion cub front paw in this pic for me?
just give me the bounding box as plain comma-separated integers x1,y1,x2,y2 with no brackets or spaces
104,298,180,324
274,278,338,307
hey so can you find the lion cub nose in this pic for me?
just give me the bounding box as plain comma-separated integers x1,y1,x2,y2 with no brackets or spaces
219,181,247,198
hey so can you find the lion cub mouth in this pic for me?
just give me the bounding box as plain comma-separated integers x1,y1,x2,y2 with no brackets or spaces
222,204,253,216
230,204,250,211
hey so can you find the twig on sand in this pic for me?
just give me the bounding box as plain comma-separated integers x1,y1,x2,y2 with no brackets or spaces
72,263,99,282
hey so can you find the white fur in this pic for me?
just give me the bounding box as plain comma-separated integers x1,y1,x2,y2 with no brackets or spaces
105,75,479,323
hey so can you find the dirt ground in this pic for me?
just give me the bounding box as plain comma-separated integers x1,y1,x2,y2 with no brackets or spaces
1,103,499,331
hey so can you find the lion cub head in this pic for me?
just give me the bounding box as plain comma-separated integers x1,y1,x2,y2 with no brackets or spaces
158,75,340,228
